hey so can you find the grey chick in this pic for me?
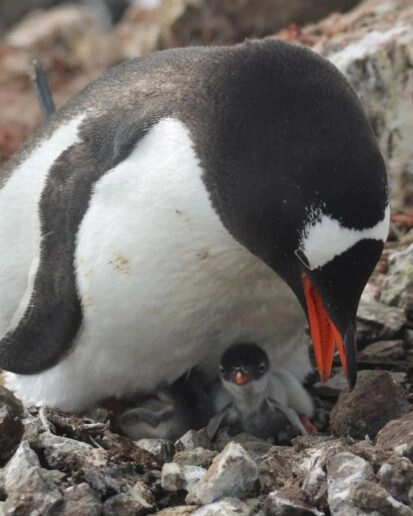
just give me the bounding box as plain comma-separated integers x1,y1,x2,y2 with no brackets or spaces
115,371,212,441
207,343,315,439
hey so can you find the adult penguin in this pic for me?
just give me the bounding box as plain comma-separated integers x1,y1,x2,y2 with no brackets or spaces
0,39,389,411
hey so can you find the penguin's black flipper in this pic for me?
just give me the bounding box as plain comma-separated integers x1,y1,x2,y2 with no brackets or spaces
0,113,151,374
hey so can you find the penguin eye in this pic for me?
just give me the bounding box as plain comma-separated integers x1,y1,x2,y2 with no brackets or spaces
259,362,266,374
219,365,225,375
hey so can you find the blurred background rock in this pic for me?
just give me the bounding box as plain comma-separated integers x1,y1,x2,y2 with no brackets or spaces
0,0,412,211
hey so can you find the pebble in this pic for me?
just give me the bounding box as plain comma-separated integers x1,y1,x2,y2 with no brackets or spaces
376,411,413,460
326,451,375,514
357,299,405,339
350,480,413,515
161,462,207,492
378,455,413,505
358,339,406,360
265,487,323,515
136,438,175,462
329,370,407,439
186,442,258,505
175,429,211,452
192,497,251,515
173,447,218,469
61,483,103,516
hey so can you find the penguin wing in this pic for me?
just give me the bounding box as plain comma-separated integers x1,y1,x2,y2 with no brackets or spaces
0,111,154,374
206,403,232,439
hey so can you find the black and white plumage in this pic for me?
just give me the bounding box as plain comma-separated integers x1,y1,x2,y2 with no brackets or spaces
207,343,314,439
0,40,389,411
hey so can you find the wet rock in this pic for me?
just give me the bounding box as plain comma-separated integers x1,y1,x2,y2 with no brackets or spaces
311,372,348,399
265,487,323,515
376,411,413,460
356,300,405,340
186,442,258,505
351,480,413,515
0,386,24,465
136,438,174,462
173,447,218,469
330,370,407,439
358,339,406,360
161,462,207,492
61,483,103,516
192,497,251,515
326,451,375,514
175,429,212,452
378,455,413,505
3,441,63,514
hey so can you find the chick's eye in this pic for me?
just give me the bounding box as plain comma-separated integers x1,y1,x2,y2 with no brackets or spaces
259,363,266,373
219,365,225,375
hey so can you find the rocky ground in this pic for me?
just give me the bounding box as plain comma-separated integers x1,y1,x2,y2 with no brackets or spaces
1,0,413,514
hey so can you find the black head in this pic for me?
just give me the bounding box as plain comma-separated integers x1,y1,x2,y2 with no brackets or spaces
220,343,269,385
197,40,389,387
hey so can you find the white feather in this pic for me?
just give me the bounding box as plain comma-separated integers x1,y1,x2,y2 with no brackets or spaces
5,117,310,410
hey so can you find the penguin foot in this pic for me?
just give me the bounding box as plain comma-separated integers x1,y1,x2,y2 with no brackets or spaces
299,414,317,435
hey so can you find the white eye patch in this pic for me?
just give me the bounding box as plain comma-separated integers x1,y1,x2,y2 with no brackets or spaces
299,204,390,270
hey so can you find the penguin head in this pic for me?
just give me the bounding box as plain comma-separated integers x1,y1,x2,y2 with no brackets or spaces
219,343,270,399
204,42,390,388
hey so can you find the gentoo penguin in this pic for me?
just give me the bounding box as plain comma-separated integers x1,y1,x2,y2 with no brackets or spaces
0,39,389,411
207,343,315,439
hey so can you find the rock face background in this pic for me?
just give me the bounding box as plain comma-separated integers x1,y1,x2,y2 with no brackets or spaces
1,0,413,514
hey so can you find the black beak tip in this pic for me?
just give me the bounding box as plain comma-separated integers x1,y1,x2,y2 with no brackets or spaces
345,327,358,390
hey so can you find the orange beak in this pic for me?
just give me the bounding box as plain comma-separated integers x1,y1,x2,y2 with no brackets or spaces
232,372,253,385
302,273,348,383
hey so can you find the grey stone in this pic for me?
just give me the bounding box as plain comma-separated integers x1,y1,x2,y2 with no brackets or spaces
36,432,106,470
192,497,251,515
3,441,63,514
103,480,154,515
358,339,406,360
173,447,218,469
330,370,407,439
378,455,413,505
161,462,206,492
231,433,274,458
186,442,258,505
381,244,413,307
356,299,405,340
61,483,102,516
376,411,413,460
311,373,348,399
175,429,212,452
326,451,375,515
155,506,195,515
136,438,175,462
265,487,323,515
351,480,413,516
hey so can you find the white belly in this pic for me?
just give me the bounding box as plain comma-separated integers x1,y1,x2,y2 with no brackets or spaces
4,118,310,411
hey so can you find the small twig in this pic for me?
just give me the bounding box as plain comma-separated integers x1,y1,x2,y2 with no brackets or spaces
29,60,55,120
88,434,104,449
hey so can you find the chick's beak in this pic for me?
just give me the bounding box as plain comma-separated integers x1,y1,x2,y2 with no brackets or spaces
302,273,355,387
232,371,253,385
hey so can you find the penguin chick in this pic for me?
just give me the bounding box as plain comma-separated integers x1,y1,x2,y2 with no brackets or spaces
207,343,315,439
116,371,212,441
